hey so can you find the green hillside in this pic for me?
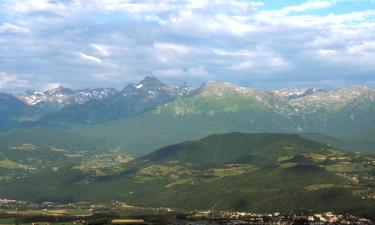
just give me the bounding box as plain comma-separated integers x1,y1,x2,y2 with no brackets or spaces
143,133,331,169
1,133,374,216
0,126,129,180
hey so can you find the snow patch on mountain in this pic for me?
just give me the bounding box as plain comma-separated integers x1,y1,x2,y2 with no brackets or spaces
18,86,118,109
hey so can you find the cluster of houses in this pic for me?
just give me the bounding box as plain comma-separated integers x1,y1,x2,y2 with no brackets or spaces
186,211,373,225
1,199,373,225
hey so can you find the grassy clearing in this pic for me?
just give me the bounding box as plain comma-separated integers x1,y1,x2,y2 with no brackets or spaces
211,164,258,177
326,163,357,173
66,209,92,216
0,159,25,170
138,164,193,178
304,183,335,191
0,218,15,224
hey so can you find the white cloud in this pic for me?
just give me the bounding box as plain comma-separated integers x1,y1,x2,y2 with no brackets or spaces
317,49,338,56
346,41,375,55
6,0,74,15
0,72,17,87
78,53,102,64
0,72,28,89
83,0,175,14
213,49,253,57
41,82,63,91
280,1,333,15
91,44,110,57
154,42,190,53
0,23,30,34
91,73,119,81
230,47,289,71
0,0,375,90
232,60,254,70
153,66,209,79
153,42,191,63
165,9,256,37
186,66,210,77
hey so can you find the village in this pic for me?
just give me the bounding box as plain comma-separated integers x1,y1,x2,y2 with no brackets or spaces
0,199,374,225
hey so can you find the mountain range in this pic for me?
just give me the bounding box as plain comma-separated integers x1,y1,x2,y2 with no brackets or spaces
4,77,374,124
0,76,374,156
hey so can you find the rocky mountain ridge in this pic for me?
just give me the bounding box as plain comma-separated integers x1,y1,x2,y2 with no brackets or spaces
12,78,374,113
18,86,119,110
0,77,374,131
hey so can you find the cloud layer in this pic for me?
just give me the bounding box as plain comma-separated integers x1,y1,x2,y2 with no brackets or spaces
0,0,375,92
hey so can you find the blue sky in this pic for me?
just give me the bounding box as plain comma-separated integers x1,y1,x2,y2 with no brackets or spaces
0,0,375,92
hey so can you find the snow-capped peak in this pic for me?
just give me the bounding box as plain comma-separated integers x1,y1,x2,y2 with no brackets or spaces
18,90,47,105
273,87,325,100
18,86,118,109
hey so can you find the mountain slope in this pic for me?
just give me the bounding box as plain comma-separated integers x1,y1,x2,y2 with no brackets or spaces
142,133,330,169
1,133,374,216
0,126,132,182
0,93,33,130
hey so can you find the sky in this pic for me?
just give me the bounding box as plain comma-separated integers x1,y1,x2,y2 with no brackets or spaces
0,0,375,92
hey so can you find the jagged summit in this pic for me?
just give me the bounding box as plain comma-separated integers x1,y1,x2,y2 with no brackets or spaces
178,82,194,95
273,87,326,100
17,85,118,110
139,76,164,87
45,85,72,94
9,77,375,125
122,76,178,96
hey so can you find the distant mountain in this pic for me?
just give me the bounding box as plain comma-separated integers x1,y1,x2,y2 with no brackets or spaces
0,93,29,115
158,80,294,116
71,81,300,156
112,76,184,115
68,81,375,156
39,76,194,124
1,78,374,155
0,93,32,130
1,133,374,216
18,86,118,111
289,85,375,112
